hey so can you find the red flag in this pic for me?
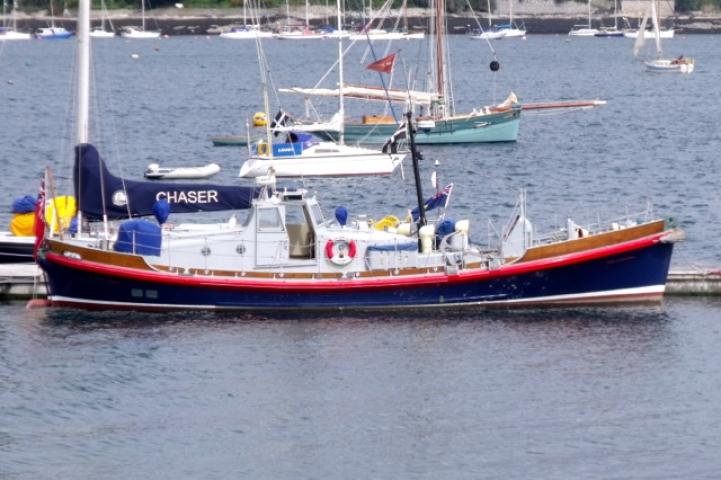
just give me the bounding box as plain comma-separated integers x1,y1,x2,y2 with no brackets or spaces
32,173,46,259
366,53,396,74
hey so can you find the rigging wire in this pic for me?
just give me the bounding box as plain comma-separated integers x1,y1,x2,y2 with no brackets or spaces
462,0,499,60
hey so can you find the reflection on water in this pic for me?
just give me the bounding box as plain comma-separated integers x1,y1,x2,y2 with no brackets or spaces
3,299,720,477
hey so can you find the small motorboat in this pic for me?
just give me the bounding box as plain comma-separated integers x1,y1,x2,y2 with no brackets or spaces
35,27,74,39
144,163,221,180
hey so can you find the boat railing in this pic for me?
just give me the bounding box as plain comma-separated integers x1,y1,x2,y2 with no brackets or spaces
487,202,656,249
532,204,657,246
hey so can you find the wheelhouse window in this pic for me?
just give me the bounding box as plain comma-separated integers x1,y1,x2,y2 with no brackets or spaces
309,204,324,225
285,204,315,259
257,207,283,231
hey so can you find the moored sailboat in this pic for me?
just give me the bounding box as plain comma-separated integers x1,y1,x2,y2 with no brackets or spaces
0,0,31,40
239,0,405,178
594,0,624,37
568,0,598,36
635,0,692,74
282,0,521,145
219,0,272,38
89,0,115,37
35,0,73,39
120,0,160,38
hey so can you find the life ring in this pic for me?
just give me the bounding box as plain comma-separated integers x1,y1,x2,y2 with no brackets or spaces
257,141,269,156
325,238,357,266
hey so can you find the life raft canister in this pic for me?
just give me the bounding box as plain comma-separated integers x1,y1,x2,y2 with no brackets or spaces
325,238,357,266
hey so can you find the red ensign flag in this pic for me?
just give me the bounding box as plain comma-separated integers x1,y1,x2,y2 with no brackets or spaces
32,173,46,259
366,53,396,74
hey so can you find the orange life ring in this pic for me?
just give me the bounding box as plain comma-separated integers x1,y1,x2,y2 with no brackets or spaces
325,238,357,266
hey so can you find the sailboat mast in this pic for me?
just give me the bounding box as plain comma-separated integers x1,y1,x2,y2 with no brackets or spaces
509,0,513,24
254,39,274,157
11,0,18,30
651,0,661,57
586,0,591,29
434,0,446,117
141,0,146,31
336,0,344,144
486,0,492,28
305,0,309,29
243,0,246,26
613,0,618,29
402,0,408,32
49,0,55,28
75,0,90,234
76,0,90,145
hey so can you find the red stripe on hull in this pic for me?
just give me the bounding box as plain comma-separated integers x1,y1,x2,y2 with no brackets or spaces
42,231,670,293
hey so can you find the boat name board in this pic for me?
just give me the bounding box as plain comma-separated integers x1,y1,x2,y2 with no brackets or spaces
112,189,221,206
156,190,220,205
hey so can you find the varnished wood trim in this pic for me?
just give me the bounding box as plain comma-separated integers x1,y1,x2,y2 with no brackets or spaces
517,220,665,263
45,239,154,270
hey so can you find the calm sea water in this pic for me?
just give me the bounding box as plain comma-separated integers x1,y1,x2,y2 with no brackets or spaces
1,35,721,478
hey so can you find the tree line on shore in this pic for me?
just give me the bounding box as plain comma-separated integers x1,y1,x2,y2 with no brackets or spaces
13,0,720,15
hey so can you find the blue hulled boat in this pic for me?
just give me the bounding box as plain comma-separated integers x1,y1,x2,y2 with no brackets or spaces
36,138,682,312
35,27,73,39
35,0,681,312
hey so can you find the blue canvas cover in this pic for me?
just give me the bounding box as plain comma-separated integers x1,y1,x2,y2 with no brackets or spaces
12,195,37,214
74,144,260,220
114,219,162,256
152,198,170,225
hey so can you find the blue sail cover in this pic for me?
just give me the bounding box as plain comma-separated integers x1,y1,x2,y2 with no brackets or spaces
74,144,259,220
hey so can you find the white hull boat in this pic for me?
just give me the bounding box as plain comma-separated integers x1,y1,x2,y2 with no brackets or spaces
90,28,115,37
635,1,691,74
569,27,599,36
625,29,674,39
0,29,31,40
349,29,423,41
645,58,693,74
239,142,404,178
500,27,526,37
145,163,221,180
569,0,597,36
220,27,273,39
121,26,160,38
121,0,159,38
470,30,506,40
274,29,327,40
0,0,31,41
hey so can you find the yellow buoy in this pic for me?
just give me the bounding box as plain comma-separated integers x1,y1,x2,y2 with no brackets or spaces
252,112,267,127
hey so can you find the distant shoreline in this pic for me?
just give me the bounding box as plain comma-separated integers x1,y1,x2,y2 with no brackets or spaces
8,8,721,35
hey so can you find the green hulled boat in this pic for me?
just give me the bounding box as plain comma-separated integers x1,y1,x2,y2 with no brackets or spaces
302,105,521,145
279,0,521,145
